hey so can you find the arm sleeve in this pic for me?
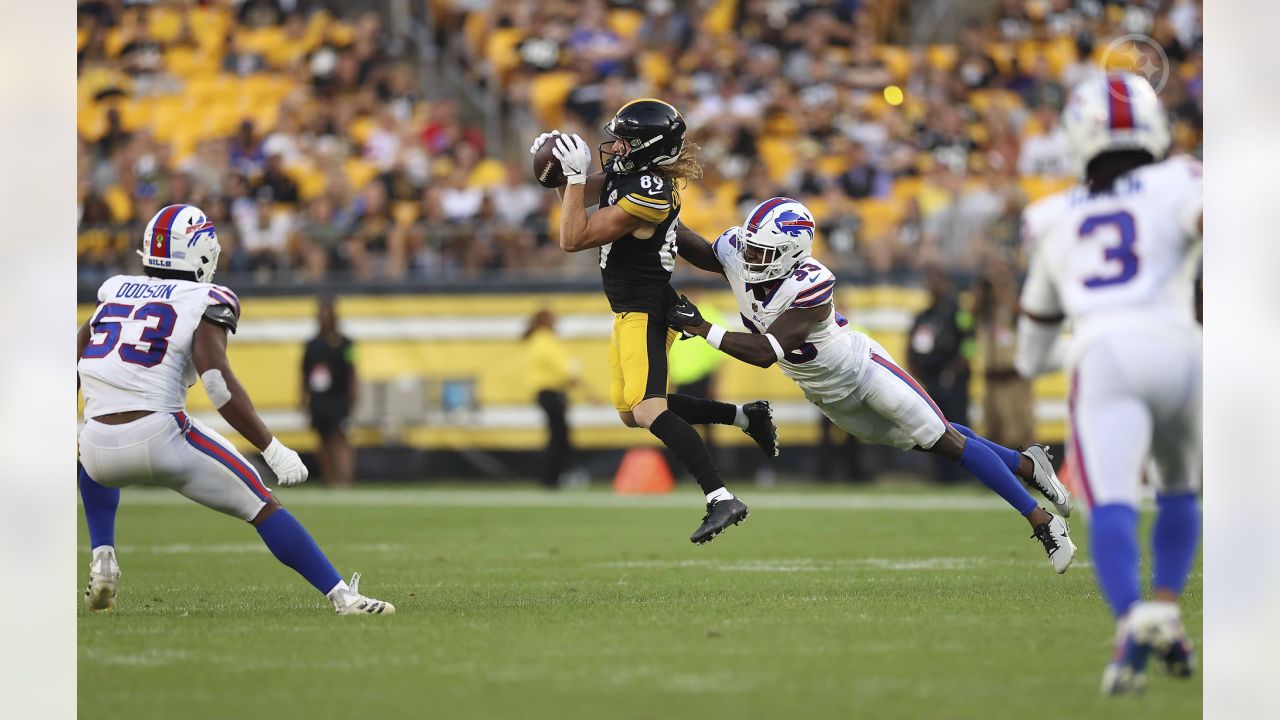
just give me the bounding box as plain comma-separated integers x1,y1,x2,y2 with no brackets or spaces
201,304,238,334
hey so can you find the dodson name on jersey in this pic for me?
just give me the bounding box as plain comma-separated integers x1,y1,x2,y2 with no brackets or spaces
79,275,240,418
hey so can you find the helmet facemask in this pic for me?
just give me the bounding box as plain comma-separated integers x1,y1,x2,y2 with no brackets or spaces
739,233,802,284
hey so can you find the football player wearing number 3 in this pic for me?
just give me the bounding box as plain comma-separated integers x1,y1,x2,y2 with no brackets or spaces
1016,73,1203,695
670,197,1076,573
77,204,394,615
530,99,778,544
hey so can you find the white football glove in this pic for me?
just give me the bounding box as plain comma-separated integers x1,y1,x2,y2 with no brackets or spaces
263,437,309,487
529,130,561,155
552,133,591,185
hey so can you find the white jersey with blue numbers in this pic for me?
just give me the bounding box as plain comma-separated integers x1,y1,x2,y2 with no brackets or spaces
79,275,241,418
713,227,869,402
1020,155,1202,358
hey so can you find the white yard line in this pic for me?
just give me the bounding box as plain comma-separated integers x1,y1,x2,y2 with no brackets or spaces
112,488,1011,512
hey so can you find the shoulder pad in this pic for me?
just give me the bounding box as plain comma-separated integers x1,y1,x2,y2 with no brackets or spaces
790,263,837,308
206,285,241,319
202,304,238,334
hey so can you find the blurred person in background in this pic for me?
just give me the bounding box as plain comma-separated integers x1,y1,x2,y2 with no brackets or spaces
973,258,1034,451
301,296,358,488
668,292,729,460
524,310,588,489
907,267,974,484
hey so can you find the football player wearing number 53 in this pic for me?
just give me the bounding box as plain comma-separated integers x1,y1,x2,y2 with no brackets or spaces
671,197,1076,573
530,99,778,545
77,204,394,615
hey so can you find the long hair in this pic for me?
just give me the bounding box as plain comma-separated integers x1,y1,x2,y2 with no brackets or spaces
657,141,703,188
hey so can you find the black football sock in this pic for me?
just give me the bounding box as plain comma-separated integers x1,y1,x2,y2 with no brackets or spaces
666,394,737,426
648,410,724,495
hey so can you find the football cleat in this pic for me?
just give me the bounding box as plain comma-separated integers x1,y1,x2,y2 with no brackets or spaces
690,497,750,544
1022,444,1071,517
1100,601,1192,695
1101,625,1151,695
83,548,120,612
330,572,396,616
742,401,779,458
1030,513,1076,574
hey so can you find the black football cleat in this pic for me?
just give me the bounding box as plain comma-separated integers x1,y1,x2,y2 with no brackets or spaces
741,401,779,457
690,497,750,544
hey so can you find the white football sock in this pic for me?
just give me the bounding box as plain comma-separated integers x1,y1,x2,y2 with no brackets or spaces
706,487,734,503
91,545,115,558
326,580,350,599
732,406,749,429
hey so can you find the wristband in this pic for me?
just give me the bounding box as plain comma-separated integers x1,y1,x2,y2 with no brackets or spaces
706,324,726,349
765,333,786,361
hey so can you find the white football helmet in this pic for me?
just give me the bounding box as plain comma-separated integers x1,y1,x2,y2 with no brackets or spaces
738,197,816,284
137,204,221,282
1063,72,1170,175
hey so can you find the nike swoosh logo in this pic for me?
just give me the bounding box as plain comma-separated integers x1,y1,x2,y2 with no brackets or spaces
647,189,663,195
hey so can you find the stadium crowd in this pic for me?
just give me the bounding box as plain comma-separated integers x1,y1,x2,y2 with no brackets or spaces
78,0,1202,286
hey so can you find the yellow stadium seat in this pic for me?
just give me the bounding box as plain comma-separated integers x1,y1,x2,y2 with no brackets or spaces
986,42,1014,75
876,45,912,83
468,158,507,189
104,185,134,223
78,28,89,52
251,103,280,134
327,21,355,47
239,27,285,57
1043,37,1077,78
529,71,577,126
638,51,672,88
292,165,328,200
1016,40,1043,76
703,0,736,35
818,154,848,178
1019,176,1075,202
926,44,957,72
149,98,187,142
891,177,924,203
170,128,201,164
853,199,903,240
118,96,156,133
78,104,108,142
464,12,489,59
104,28,128,58
393,201,420,227
486,27,524,76
343,158,379,191
148,7,183,44
347,116,377,148
608,9,645,39
758,136,797,183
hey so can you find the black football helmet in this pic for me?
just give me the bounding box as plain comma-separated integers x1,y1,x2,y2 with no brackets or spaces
599,98,687,174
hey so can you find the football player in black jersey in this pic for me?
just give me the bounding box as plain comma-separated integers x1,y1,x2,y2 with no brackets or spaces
531,99,777,544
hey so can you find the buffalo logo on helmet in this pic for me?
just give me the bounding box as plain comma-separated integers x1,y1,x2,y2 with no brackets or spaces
773,210,815,238
186,218,217,246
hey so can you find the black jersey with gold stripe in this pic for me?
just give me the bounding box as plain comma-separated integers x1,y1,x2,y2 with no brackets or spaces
598,169,681,312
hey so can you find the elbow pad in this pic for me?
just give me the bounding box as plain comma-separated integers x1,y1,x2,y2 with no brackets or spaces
1014,316,1064,378
201,368,232,408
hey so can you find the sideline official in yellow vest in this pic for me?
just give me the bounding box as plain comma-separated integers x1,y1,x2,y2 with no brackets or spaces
524,310,583,489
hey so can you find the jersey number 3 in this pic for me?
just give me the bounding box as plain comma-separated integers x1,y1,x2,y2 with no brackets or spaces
1079,211,1138,288
82,302,178,368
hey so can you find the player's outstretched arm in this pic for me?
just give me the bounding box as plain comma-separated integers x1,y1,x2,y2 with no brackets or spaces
674,224,725,275
192,319,309,486
668,295,828,369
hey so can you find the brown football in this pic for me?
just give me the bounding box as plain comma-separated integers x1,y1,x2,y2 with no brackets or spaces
533,139,566,188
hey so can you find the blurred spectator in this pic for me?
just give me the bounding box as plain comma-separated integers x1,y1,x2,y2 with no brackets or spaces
1018,104,1073,178
907,268,974,484
973,259,1034,450
524,310,582,489
301,296,358,488
838,142,886,200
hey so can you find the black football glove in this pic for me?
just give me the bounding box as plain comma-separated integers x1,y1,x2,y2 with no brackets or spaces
667,295,705,339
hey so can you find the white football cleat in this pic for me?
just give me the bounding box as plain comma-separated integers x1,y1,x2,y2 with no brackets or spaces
1100,601,1184,695
83,547,120,612
1031,513,1076,574
1022,445,1071,517
329,572,395,616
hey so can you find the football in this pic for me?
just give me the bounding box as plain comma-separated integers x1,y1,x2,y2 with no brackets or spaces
533,138,565,188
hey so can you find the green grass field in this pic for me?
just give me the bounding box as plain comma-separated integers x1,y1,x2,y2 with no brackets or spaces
77,485,1201,719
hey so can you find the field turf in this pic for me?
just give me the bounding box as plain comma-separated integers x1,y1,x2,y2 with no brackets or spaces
78,485,1201,719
